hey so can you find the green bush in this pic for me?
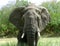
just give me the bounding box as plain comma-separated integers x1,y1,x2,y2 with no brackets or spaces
0,0,60,37
41,1,60,35
0,0,28,37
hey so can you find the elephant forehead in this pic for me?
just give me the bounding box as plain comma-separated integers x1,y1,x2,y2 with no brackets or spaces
24,5,41,13
23,9,33,15
23,10,38,20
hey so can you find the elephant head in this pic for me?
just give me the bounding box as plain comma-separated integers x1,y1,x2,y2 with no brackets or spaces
9,4,50,46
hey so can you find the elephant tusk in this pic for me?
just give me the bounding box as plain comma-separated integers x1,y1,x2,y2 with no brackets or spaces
21,33,25,38
38,32,40,37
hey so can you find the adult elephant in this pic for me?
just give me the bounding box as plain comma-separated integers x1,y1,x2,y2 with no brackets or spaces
9,4,50,46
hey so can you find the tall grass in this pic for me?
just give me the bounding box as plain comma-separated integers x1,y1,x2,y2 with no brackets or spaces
38,37,60,46
0,38,17,46
0,38,60,46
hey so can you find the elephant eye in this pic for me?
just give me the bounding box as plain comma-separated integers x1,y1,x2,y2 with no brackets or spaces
41,14,47,21
36,10,41,15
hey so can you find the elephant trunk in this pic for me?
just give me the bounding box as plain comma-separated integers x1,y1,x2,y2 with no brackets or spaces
26,30,36,46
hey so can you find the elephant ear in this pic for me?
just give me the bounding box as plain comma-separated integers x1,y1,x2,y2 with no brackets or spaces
40,7,50,31
9,7,25,29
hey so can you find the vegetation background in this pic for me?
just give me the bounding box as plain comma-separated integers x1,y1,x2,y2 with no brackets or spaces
0,0,60,38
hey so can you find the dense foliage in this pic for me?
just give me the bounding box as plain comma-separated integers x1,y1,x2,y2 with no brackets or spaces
0,0,60,37
41,1,60,37
0,0,28,37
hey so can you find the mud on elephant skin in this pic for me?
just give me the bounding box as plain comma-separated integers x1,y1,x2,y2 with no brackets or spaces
9,4,50,46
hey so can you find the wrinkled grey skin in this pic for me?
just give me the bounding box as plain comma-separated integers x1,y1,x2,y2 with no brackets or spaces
9,4,50,46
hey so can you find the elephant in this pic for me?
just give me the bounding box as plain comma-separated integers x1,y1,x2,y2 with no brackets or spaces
9,4,50,46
